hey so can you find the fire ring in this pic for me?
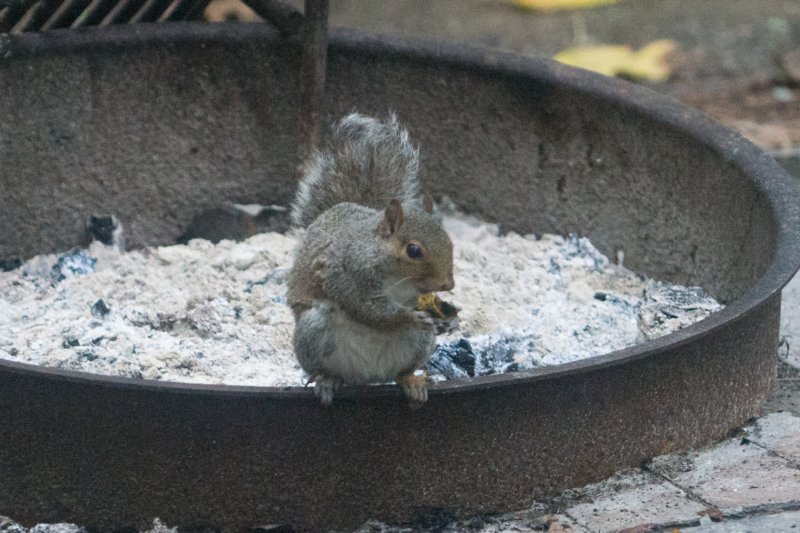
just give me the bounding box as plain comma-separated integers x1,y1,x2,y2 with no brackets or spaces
1,23,799,530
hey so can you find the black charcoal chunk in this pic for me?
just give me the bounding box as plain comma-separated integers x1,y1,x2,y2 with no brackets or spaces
428,338,475,379
51,249,96,282
0,256,22,272
62,337,79,348
87,214,123,248
91,299,111,318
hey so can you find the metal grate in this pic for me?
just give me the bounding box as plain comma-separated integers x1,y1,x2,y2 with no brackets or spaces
0,0,212,32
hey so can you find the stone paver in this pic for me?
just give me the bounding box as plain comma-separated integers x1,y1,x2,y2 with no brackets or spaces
563,468,708,533
679,509,800,532
649,438,800,512
747,412,800,464
476,513,589,533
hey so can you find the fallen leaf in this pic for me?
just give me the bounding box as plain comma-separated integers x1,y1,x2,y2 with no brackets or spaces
515,0,620,12
619,39,677,81
554,45,632,77
698,507,724,522
553,39,677,81
204,0,259,22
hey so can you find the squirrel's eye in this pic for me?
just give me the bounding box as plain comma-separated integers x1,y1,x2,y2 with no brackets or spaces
406,243,423,259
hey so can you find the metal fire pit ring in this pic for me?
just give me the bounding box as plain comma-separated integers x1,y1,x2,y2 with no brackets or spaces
1,23,799,531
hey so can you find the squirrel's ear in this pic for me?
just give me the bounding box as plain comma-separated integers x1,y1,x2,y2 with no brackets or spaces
421,193,434,214
378,199,404,238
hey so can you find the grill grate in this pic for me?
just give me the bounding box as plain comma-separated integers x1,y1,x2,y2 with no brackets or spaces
0,0,212,32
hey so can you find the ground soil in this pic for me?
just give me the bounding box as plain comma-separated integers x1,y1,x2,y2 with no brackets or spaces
209,0,800,158
764,361,800,415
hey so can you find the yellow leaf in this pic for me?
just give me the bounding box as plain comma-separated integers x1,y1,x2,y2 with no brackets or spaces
553,39,677,81
617,39,677,81
553,45,634,77
515,0,619,12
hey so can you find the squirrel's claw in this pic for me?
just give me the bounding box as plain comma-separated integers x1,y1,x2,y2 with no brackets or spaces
314,376,340,406
411,310,437,329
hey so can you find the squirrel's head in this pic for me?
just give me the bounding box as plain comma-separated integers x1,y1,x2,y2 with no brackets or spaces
378,195,455,294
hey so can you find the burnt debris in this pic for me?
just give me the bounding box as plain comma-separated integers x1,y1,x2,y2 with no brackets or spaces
428,334,536,379
91,299,111,318
51,249,97,282
0,256,22,272
428,338,475,379
87,214,124,250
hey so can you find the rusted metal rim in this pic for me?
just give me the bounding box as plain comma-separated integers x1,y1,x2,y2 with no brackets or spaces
1,22,799,398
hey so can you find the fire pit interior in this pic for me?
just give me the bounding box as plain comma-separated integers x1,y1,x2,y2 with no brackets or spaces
0,203,723,386
1,22,799,531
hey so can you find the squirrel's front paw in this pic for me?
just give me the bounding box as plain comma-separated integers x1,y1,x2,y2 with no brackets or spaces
396,373,428,409
432,316,460,335
411,310,437,329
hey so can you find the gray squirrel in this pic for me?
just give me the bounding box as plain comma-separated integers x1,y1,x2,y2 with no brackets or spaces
287,113,455,407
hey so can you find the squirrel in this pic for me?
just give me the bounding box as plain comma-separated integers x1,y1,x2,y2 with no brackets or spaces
286,113,455,407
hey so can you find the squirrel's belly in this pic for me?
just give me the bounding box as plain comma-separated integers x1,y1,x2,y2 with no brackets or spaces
326,304,433,385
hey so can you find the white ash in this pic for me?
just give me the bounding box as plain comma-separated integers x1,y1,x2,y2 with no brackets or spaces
0,517,173,533
0,233,302,386
428,212,722,379
0,211,722,385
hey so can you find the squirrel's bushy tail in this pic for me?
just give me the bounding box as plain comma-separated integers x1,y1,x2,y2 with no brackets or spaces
290,113,421,227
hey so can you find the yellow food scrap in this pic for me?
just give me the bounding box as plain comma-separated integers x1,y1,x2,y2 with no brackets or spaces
417,293,444,319
514,0,619,12
554,39,676,81
416,293,458,320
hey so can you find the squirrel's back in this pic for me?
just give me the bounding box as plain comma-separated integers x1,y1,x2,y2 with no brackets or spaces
290,113,421,227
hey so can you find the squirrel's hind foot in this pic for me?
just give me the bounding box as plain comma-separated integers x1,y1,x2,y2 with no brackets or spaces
396,372,428,409
313,376,341,406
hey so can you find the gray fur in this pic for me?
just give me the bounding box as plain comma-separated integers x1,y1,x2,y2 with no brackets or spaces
286,113,454,406
295,300,434,387
290,113,421,227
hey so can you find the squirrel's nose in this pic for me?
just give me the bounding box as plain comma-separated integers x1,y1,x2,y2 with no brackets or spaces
439,276,454,292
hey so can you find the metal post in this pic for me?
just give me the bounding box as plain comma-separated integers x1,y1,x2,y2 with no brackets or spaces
297,0,328,163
